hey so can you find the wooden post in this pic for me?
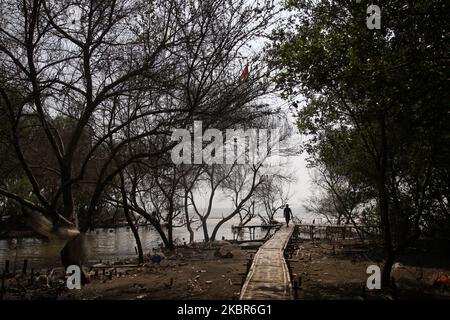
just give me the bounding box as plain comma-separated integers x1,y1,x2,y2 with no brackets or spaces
22,259,28,276
1,262,7,299
246,260,251,274
4,260,9,275
0,275,4,299
391,277,397,300
30,268,35,284
288,266,294,281
293,280,298,300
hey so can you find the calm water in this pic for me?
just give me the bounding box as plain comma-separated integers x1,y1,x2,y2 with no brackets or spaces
0,209,317,270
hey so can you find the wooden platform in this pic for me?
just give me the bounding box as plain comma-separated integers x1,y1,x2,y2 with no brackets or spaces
231,224,282,240
240,225,294,300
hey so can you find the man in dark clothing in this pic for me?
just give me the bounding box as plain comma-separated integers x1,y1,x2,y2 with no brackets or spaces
283,204,293,227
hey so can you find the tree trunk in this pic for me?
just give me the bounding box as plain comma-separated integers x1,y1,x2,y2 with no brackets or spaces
211,212,237,242
60,233,90,285
61,164,75,223
382,251,395,288
132,207,171,250
167,219,174,250
378,115,394,288
166,202,175,250
60,163,91,282
210,220,225,242
154,222,171,250
120,172,144,263
184,194,195,243
201,218,210,242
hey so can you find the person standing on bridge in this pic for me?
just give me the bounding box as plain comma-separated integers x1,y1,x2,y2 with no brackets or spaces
283,204,293,227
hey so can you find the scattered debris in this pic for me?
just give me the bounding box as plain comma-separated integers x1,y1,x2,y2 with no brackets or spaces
433,273,450,289
393,262,404,270
150,254,163,264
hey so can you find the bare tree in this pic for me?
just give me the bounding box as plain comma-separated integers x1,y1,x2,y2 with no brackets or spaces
256,173,293,225
189,164,236,242
209,163,264,241
181,164,204,244
0,0,278,272
0,0,189,270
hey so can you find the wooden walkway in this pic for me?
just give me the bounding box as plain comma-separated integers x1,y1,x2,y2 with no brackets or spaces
240,225,294,300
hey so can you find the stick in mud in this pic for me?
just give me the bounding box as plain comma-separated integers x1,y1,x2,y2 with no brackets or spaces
293,279,298,300
22,259,28,276
4,260,9,275
1,263,7,299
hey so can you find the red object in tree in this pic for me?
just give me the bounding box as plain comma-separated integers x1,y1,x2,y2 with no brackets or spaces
239,65,249,81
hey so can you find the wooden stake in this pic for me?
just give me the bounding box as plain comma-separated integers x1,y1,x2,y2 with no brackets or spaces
4,260,9,275
22,259,28,276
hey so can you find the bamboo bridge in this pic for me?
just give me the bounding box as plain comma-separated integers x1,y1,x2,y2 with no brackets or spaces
239,225,295,300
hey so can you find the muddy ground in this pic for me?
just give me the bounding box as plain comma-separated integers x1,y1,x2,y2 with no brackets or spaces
1,238,450,300
290,238,450,300
64,243,250,300
1,242,251,300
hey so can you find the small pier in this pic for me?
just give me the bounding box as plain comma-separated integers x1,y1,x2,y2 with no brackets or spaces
231,224,282,241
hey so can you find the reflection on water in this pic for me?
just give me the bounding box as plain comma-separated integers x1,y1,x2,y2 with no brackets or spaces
0,210,315,271
0,219,259,270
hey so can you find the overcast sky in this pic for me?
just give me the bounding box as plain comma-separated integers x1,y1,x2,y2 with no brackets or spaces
187,2,315,216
